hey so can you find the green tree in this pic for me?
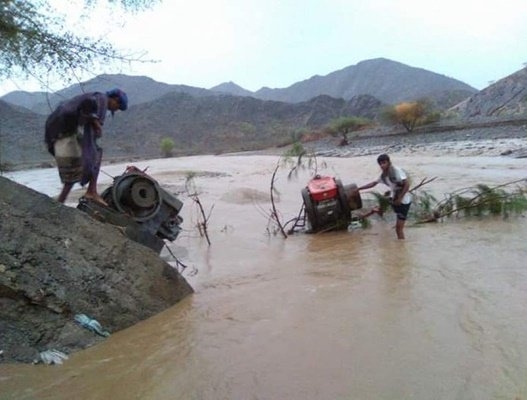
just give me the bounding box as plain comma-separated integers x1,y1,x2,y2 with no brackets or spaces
160,137,175,157
328,116,371,145
1,0,157,85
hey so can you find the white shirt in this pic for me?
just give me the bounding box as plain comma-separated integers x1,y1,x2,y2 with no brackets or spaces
376,166,412,204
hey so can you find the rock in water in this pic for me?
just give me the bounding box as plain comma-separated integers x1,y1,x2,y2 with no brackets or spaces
0,176,194,364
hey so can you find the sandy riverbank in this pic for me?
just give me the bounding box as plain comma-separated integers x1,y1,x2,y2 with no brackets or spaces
235,123,527,159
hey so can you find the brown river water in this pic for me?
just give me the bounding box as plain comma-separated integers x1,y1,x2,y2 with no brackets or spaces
2,152,527,399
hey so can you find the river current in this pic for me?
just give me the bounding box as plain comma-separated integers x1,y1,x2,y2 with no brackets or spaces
1,153,526,399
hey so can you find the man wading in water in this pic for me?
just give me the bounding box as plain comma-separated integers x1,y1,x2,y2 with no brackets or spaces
45,89,128,205
358,153,412,239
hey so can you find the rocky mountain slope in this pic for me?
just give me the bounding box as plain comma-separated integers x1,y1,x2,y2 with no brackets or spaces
103,92,384,157
449,66,527,118
252,58,476,106
0,93,384,167
0,100,48,166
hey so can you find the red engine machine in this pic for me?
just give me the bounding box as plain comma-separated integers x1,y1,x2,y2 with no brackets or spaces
301,175,362,232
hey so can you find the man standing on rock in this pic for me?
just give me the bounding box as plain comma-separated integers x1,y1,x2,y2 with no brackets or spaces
358,153,412,239
44,89,128,204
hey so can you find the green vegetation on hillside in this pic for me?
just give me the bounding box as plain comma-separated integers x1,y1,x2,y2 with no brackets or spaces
160,137,175,157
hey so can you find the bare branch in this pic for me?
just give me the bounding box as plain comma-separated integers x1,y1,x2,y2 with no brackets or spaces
1,0,158,84
269,162,288,238
410,176,437,193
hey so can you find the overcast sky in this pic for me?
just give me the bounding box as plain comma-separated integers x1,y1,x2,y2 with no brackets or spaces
1,0,526,96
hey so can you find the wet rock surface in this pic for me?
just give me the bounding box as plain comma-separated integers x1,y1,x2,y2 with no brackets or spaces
0,177,193,364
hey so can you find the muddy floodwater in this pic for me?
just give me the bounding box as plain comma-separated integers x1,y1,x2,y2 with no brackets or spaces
2,153,527,399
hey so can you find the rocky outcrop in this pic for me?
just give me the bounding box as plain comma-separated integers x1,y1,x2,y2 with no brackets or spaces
450,67,527,118
0,176,193,364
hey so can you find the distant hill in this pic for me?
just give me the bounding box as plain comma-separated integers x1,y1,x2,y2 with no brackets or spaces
251,58,477,108
2,74,215,115
97,92,385,158
449,66,527,118
1,91,50,110
2,58,477,114
0,91,384,167
0,100,47,166
210,81,254,97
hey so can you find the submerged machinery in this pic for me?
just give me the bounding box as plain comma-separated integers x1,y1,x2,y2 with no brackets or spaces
301,175,362,233
78,166,183,253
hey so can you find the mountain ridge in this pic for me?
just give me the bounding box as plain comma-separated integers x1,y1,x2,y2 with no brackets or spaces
252,58,476,104
1,58,526,169
2,58,476,113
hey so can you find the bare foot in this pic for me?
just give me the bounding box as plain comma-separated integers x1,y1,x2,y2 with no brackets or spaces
83,193,108,207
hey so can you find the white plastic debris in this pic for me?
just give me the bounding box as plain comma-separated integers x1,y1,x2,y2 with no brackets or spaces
39,349,69,365
348,220,362,231
74,314,110,337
